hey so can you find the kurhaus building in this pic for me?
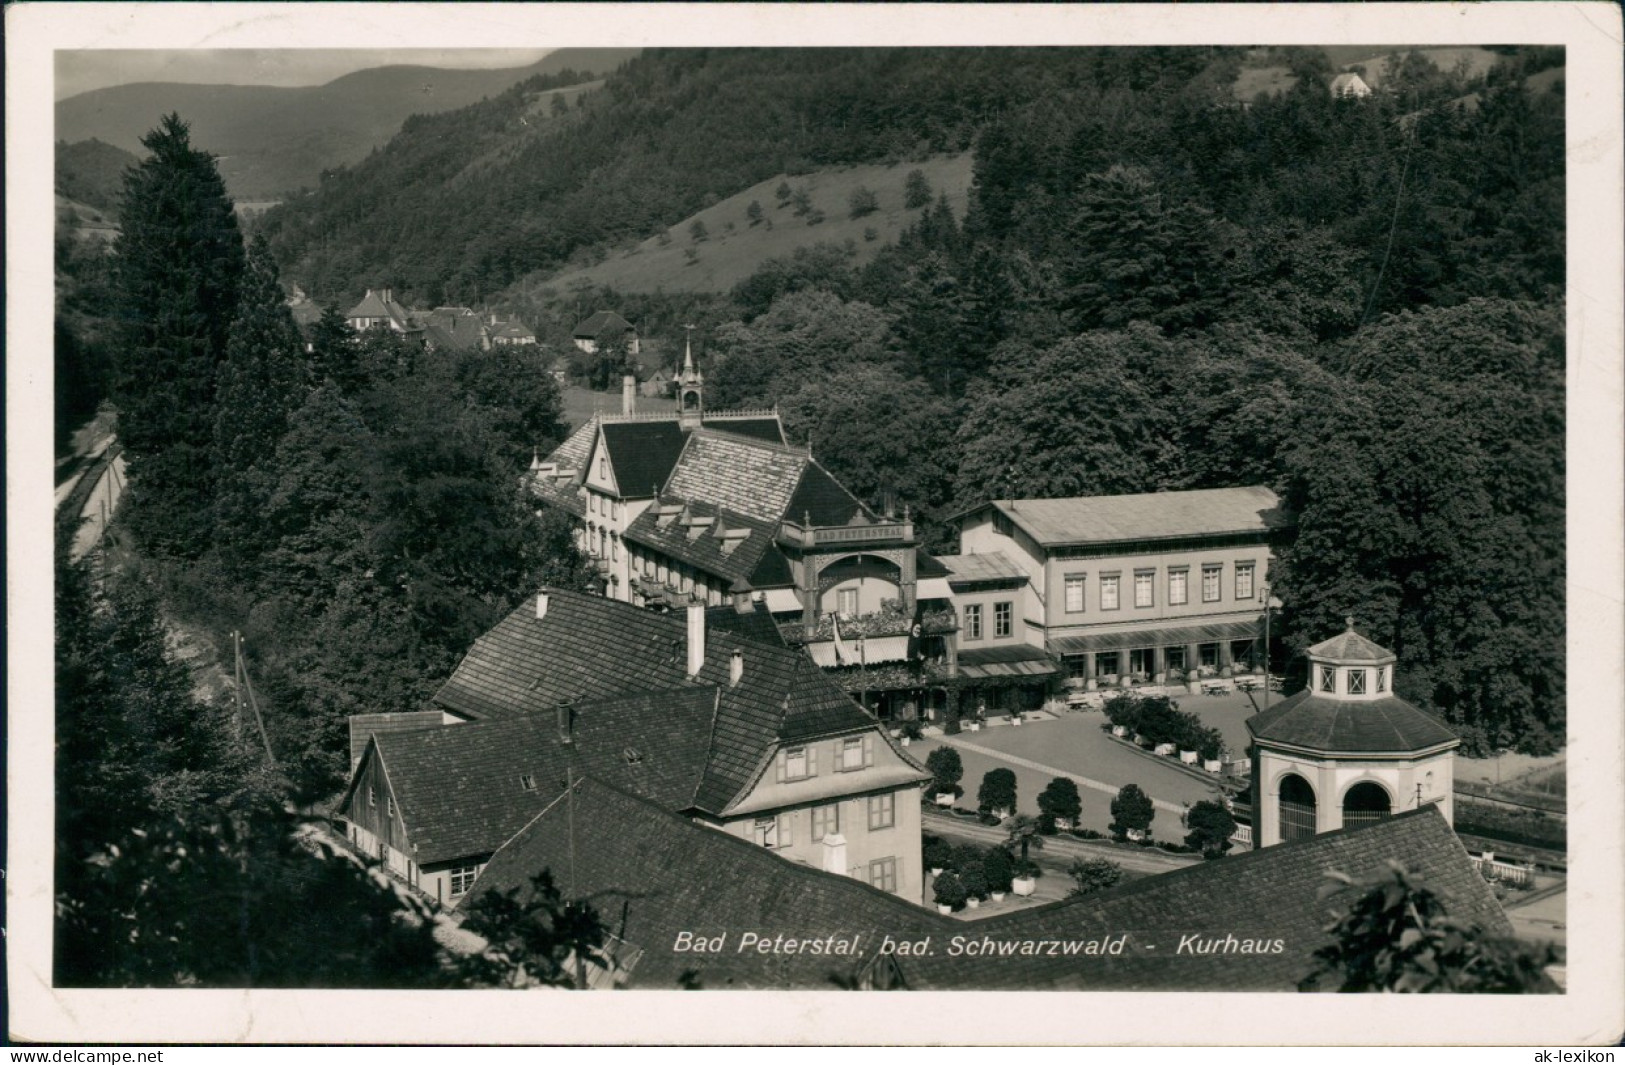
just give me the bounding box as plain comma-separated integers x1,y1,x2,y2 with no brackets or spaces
946,486,1291,689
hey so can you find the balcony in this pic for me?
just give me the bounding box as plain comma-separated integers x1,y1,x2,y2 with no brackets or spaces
776,519,914,550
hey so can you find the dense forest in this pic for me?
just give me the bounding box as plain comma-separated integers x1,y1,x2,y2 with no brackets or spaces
55,43,1566,981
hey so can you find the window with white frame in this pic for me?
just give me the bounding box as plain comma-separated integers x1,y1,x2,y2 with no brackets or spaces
752,816,780,849
994,601,1013,638
449,864,480,898
1169,568,1189,605
812,804,841,841
1319,665,1337,693
838,735,869,772
1376,666,1388,693
1065,575,1086,613
1134,570,1154,608
1202,564,1222,603
1347,668,1366,694
782,745,814,781
868,792,895,830
1100,574,1120,611
837,587,859,618
963,604,982,640
869,857,898,893
1235,561,1255,602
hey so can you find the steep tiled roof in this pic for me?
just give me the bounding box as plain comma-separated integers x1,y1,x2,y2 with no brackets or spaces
600,421,688,499
1248,690,1459,755
623,500,778,588
573,310,634,339
546,415,598,476
431,590,884,814
960,486,1287,547
344,289,412,328
468,796,1512,991
699,416,786,446
664,430,809,524
466,777,943,988
786,460,871,526
907,806,1512,991
941,551,1028,585
1308,629,1395,664
748,545,794,589
704,602,788,649
348,711,445,770
915,550,951,579
361,687,717,865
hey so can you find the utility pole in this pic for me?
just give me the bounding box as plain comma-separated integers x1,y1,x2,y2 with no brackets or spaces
233,631,276,765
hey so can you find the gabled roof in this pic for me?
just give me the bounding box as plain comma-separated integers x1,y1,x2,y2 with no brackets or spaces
1247,690,1459,755
786,460,871,527
348,711,444,770
623,499,779,588
664,429,810,524
1308,628,1395,664
956,486,1288,547
940,551,1028,585
344,288,412,328
704,601,788,648
430,589,892,814
599,421,688,499
573,310,635,338
467,796,1513,991
350,686,718,865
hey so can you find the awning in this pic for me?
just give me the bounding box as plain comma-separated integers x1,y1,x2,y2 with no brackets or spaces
761,588,802,613
1049,619,1262,656
956,645,1059,680
916,577,953,601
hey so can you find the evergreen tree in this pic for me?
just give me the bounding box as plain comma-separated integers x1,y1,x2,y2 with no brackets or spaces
112,113,246,557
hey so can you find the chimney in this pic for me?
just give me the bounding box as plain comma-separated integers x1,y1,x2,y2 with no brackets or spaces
536,592,550,620
555,701,574,745
622,373,637,416
381,288,392,305
686,601,706,678
729,648,744,688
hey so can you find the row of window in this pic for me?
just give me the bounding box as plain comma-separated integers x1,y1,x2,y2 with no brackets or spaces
777,735,876,782
962,601,1013,641
1317,665,1389,695
752,792,897,848
587,490,621,521
1063,561,1256,613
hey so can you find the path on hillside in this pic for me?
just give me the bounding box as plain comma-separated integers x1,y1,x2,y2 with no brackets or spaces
933,733,1191,816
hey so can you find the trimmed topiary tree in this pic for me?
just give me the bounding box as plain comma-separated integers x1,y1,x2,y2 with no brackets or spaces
1184,800,1238,858
982,844,1014,894
1037,776,1083,833
925,746,963,799
922,835,954,873
1110,783,1156,842
933,870,968,912
960,862,988,902
977,768,1018,817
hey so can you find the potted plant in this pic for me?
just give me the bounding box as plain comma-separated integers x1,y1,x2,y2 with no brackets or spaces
899,719,924,747
1109,783,1156,844
1005,815,1045,896
982,846,1013,902
977,768,1018,822
926,747,964,806
922,835,954,877
1037,776,1082,835
1183,799,1238,860
960,863,988,910
933,870,967,914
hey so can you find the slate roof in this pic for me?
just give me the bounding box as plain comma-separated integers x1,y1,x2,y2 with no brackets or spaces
348,711,445,770
786,460,871,526
623,500,778,588
748,545,794,589
573,310,635,339
959,486,1287,547
466,777,942,988
704,601,788,648
355,687,718,865
1308,629,1395,664
941,551,1028,585
431,589,890,814
1248,690,1459,755
699,416,786,446
664,430,811,524
422,310,487,352
467,796,1514,991
907,806,1513,991
599,421,688,498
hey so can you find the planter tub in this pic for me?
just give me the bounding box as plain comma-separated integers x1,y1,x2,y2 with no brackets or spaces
1204,759,1224,773
991,891,1006,902
968,722,982,732
1054,818,1073,832
966,897,980,910
1011,717,1022,727
1126,828,1146,842
1180,750,1199,765
1111,725,1129,738
935,793,957,807
930,867,944,877
900,737,911,747
937,903,953,916
1154,742,1177,757
1012,876,1037,898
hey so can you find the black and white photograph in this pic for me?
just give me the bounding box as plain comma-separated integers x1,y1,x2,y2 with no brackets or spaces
9,1,1623,1047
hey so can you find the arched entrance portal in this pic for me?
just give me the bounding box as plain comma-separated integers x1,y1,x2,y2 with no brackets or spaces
1341,781,1393,829
1278,773,1317,842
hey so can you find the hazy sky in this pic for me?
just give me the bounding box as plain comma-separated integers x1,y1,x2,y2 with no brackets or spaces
55,48,556,100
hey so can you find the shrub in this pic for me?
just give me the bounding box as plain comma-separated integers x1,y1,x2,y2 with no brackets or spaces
805,209,826,226
688,219,708,243
1109,784,1155,840
790,187,813,216
933,870,968,911
863,226,879,242
1183,800,1237,857
978,768,1017,815
981,845,1014,893
904,168,932,209
848,185,879,218
900,718,924,740
1037,777,1083,832
1068,857,1124,897
925,746,963,798
775,180,793,205
960,862,989,901
682,248,699,265
1069,827,1106,841
746,200,764,226
922,835,954,872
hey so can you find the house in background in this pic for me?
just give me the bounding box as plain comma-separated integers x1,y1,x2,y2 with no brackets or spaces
572,310,639,356
344,287,418,335
1330,71,1373,98
337,590,931,908
489,316,537,346
945,486,1291,692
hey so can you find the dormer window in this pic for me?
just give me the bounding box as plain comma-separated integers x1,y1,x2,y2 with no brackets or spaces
623,747,644,766
1318,665,1337,693
519,774,536,792
1347,669,1366,695
782,745,815,781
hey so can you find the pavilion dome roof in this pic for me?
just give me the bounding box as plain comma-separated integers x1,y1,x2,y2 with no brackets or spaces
1307,626,1395,665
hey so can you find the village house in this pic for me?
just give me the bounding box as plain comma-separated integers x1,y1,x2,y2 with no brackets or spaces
571,309,639,356
1330,71,1374,99
945,487,1291,694
337,589,931,908
528,338,959,722
343,287,418,335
